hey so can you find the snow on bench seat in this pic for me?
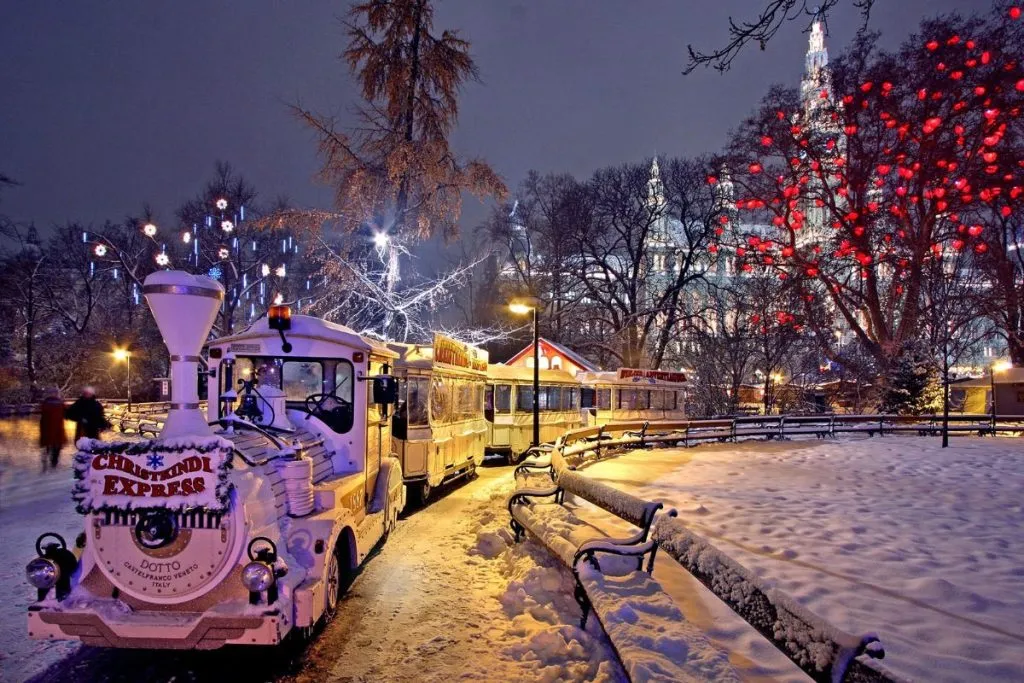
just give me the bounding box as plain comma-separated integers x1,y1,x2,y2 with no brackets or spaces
578,563,739,682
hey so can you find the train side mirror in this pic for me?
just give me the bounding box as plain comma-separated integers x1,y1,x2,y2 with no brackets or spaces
373,376,399,406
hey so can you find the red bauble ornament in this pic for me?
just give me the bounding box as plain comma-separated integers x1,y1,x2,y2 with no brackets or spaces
926,40,939,51
761,135,773,146
1010,7,1021,20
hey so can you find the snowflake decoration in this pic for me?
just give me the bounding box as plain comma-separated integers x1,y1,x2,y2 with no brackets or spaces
221,220,234,232
218,247,230,260
215,198,228,211
146,454,165,469
155,252,170,266
182,232,192,244
207,266,223,280
143,223,158,237
93,244,107,257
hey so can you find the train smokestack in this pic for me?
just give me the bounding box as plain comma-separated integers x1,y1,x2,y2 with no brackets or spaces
143,271,224,438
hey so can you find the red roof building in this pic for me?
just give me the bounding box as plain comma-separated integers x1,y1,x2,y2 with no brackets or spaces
503,337,598,377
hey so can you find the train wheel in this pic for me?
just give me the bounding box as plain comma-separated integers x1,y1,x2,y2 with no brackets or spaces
324,549,341,619
418,482,432,504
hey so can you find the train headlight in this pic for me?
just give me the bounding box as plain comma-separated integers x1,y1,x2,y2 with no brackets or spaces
29,533,78,601
241,562,275,592
26,557,59,590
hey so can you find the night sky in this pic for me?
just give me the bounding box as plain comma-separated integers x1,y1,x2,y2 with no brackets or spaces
1,0,972,234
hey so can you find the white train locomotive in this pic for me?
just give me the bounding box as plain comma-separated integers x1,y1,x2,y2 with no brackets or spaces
25,271,404,648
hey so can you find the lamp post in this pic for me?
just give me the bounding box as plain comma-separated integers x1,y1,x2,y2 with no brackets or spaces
991,360,1012,433
509,300,541,447
113,348,132,411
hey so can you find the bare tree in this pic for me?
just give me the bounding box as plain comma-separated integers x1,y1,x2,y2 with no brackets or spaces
683,0,875,74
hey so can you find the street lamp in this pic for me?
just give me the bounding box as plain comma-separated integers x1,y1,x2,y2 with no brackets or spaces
509,300,540,448
991,360,1012,431
113,348,132,411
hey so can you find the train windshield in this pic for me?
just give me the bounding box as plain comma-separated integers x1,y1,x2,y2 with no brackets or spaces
222,356,355,434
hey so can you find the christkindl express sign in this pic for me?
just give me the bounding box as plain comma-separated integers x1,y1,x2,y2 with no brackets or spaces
73,438,233,513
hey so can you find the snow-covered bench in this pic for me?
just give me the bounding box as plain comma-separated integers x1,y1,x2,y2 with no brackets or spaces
653,515,898,683
508,471,737,680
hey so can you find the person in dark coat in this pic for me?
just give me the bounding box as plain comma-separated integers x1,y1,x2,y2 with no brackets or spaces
38,389,67,471
65,387,110,442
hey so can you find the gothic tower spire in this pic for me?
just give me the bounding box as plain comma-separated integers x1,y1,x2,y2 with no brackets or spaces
801,18,831,113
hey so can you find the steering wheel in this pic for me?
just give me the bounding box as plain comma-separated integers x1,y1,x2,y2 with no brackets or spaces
304,392,349,420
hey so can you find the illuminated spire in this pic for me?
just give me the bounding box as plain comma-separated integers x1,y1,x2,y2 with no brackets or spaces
801,19,831,111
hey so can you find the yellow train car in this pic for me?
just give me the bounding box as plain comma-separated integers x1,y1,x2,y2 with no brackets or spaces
484,364,583,463
577,369,688,426
390,335,488,504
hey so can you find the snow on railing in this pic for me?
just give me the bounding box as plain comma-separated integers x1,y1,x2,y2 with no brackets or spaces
652,516,898,683
552,413,1021,468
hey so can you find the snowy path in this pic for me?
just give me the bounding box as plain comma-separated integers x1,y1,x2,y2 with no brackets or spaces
2,459,623,683
580,436,1024,683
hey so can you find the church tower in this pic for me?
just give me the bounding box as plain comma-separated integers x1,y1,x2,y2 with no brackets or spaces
801,19,831,116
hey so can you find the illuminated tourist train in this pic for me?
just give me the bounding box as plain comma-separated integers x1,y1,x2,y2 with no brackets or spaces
577,369,689,426
388,336,489,504
484,364,584,463
25,271,405,648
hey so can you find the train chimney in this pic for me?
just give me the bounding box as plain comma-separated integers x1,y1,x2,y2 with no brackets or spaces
143,271,224,438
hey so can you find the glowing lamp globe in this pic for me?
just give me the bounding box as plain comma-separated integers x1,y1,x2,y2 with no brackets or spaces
143,223,158,237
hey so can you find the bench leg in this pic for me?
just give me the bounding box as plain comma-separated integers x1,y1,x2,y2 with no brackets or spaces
509,519,523,542
574,581,591,628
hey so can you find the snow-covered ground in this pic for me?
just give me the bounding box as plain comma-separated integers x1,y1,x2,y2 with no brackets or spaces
581,436,1024,683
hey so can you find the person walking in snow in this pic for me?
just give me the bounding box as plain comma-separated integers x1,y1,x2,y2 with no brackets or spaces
38,389,67,471
65,386,110,442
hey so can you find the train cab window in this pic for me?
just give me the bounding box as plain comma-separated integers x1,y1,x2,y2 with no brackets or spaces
569,388,579,410
618,388,634,410
581,388,595,409
403,375,429,429
597,388,611,410
283,361,323,400
517,386,534,412
651,390,664,410
495,384,512,413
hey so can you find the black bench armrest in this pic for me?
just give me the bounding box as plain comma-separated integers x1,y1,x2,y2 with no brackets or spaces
573,538,658,574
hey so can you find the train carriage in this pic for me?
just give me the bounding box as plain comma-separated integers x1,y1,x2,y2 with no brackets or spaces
25,271,404,649
484,364,583,463
578,368,688,427
389,335,488,504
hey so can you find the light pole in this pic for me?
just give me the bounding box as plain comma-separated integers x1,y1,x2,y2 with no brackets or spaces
113,348,132,411
991,360,1012,433
510,301,541,447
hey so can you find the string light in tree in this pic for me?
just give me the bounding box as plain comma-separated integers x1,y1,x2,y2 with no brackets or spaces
218,247,230,260
275,265,286,278
155,251,170,267
182,232,192,244
215,198,229,211
221,220,234,233
93,244,107,257
261,263,271,277
143,223,158,237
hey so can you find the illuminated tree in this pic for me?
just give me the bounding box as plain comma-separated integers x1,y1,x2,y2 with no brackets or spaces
715,5,1024,376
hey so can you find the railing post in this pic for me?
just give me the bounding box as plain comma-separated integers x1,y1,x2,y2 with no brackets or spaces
829,414,835,439
879,415,885,437
683,425,689,448
779,416,785,440
730,419,737,443
639,421,649,449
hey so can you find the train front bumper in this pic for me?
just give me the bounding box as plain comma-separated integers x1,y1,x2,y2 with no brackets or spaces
27,600,287,649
